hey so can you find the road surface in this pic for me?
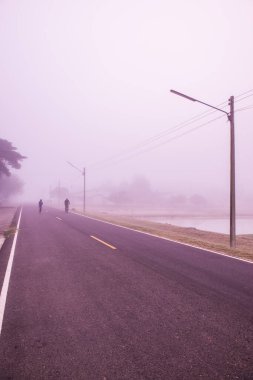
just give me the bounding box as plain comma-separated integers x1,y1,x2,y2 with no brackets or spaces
0,205,252,379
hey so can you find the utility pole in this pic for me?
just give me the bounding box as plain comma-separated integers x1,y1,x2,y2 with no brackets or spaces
170,90,236,248
229,96,236,247
58,180,61,209
83,167,86,214
67,161,86,215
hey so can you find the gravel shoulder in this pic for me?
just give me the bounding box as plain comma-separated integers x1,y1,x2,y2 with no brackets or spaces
79,211,253,263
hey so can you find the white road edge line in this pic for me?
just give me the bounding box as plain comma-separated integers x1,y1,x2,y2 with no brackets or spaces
0,207,22,335
71,212,252,264
56,217,62,221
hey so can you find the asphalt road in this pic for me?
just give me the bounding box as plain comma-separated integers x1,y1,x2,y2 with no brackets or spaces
0,205,252,380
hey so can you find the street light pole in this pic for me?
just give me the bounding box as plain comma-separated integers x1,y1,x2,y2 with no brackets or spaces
67,161,86,215
228,96,236,247
170,90,236,247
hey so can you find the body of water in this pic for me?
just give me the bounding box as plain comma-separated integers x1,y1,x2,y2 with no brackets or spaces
138,215,253,235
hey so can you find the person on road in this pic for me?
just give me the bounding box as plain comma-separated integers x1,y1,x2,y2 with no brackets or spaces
38,199,43,213
64,198,70,213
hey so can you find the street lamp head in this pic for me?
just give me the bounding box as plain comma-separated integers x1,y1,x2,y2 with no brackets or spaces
170,89,197,102
170,89,229,116
67,161,83,174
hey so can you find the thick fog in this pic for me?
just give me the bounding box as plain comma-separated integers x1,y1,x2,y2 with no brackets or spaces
1,0,253,214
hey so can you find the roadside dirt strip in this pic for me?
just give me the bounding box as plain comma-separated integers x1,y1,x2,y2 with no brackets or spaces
81,211,253,263
0,207,18,250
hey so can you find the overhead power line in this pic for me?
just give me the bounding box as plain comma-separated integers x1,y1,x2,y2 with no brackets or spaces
89,103,228,170
92,114,226,171
88,88,253,171
234,93,253,103
235,104,253,112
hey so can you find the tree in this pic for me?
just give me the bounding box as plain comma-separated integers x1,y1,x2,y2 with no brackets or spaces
0,138,26,177
0,175,24,202
129,176,152,201
50,186,69,200
107,176,154,207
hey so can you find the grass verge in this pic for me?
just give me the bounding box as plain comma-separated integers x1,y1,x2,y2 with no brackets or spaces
74,210,253,263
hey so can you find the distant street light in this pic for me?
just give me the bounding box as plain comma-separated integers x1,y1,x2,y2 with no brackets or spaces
67,161,86,214
170,89,236,248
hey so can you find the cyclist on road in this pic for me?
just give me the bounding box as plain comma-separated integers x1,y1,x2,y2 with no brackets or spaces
64,198,70,213
38,199,43,213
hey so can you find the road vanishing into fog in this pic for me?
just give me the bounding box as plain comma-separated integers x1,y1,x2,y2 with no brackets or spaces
0,205,252,380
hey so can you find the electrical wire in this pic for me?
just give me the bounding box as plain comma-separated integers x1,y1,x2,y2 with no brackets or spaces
235,104,253,112
92,115,226,171
234,88,253,99
87,88,253,171
89,104,228,169
234,93,253,103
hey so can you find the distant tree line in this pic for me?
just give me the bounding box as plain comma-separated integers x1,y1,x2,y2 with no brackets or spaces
105,176,209,213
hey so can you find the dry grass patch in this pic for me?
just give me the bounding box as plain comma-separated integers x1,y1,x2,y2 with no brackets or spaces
3,227,17,239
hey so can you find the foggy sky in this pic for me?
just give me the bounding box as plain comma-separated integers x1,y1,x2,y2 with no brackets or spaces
1,0,253,211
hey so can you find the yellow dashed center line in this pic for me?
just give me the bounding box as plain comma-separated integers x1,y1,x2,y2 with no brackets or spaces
90,235,117,250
